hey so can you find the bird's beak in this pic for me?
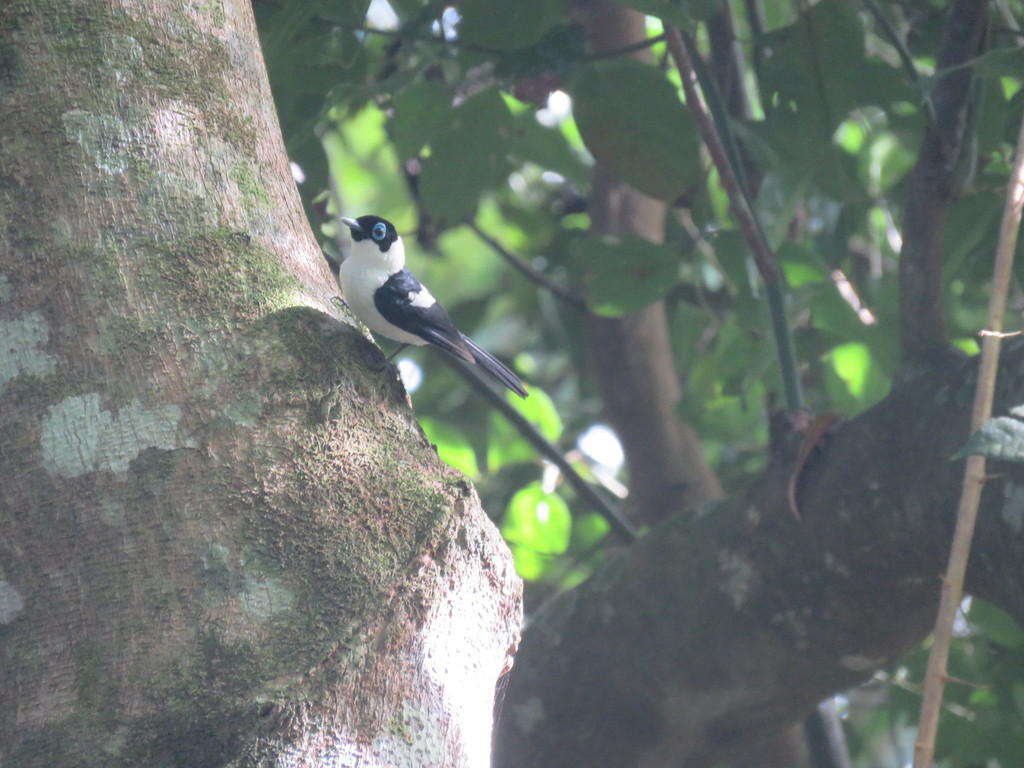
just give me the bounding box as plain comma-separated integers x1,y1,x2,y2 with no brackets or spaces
340,216,362,234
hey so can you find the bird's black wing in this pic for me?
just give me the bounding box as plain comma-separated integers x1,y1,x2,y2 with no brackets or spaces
374,269,474,362
375,269,528,397
461,336,528,398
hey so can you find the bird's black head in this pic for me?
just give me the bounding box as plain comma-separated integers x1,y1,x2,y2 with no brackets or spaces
342,215,399,253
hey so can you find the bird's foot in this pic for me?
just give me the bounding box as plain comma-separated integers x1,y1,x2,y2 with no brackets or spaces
366,343,409,372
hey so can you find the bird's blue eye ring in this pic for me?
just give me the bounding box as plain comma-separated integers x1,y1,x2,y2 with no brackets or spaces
372,222,387,241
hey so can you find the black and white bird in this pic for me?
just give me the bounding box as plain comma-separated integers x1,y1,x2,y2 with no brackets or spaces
337,215,528,398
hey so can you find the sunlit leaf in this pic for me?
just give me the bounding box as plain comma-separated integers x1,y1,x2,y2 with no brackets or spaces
419,418,479,478
828,342,872,399
508,547,546,581
501,482,572,555
834,119,866,154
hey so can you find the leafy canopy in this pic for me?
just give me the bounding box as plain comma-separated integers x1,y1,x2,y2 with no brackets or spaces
255,0,1024,762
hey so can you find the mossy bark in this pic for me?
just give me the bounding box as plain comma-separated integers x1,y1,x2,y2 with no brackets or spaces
0,2,521,766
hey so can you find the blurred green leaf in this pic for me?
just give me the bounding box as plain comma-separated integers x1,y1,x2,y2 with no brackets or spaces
418,88,515,223
506,108,591,186
389,80,454,161
456,0,549,52
495,23,586,82
574,233,679,316
959,47,1024,80
570,511,611,550
970,599,1024,649
259,0,377,215
706,230,755,299
863,131,915,194
570,59,699,202
778,242,827,288
609,0,695,28
944,189,1002,279
762,0,888,132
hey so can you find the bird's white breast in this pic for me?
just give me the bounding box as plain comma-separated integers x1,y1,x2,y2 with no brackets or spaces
337,239,428,347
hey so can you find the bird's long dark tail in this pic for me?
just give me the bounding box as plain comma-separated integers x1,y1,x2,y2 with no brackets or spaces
461,336,528,398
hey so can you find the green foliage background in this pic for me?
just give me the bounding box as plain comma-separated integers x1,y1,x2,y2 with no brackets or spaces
253,0,1024,764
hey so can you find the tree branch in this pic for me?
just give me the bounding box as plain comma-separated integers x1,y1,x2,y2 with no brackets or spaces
913,104,1024,768
664,28,805,413
494,342,1024,768
898,0,988,361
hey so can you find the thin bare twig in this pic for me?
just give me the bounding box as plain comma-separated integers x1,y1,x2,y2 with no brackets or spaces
861,0,936,126
664,28,804,413
912,111,1024,768
442,356,639,542
321,17,665,62
467,221,587,309
664,30,775,281
583,33,667,61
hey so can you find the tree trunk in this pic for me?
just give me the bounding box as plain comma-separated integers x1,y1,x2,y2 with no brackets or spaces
0,2,520,766
578,1,723,529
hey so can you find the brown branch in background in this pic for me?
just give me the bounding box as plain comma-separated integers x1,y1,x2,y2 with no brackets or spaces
579,3,724,528
664,29,779,284
897,0,988,361
912,100,1024,768
664,28,804,413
